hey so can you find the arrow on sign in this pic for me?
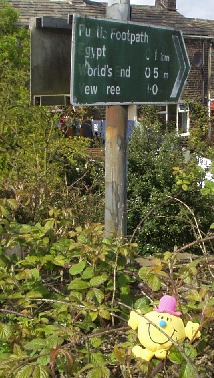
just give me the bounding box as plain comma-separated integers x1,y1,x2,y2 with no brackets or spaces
170,35,187,99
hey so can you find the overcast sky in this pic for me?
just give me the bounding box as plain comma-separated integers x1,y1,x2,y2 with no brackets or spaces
130,0,214,20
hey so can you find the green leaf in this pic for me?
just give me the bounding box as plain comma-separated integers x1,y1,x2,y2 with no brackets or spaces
86,366,110,378
90,337,102,348
13,343,23,356
138,266,149,280
183,344,197,361
117,273,130,295
182,184,189,191
168,346,184,364
99,309,111,320
16,364,50,378
90,351,105,365
69,291,83,301
207,297,214,306
30,268,41,280
7,199,18,210
134,297,152,313
139,268,161,292
69,260,86,275
68,278,89,290
16,365,34,378
86,288,104,304
179,362,197,378
90,274,108,287
114,345,126,363
0,323,12,339
36,355,50,365
32,365,50,378
53,255,68,266
82,266,94,279
26,290,43,299
90,311,98,321
8,293,24,300
43,219,55,232
185,289,200,301
24,338,46,351
15,269,33,280
93,288,104,304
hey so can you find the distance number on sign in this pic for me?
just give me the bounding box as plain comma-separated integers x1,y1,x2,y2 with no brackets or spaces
145,67,159,95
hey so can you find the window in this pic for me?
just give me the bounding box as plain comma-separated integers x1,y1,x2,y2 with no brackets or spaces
156,103,189,135
177,104,190,136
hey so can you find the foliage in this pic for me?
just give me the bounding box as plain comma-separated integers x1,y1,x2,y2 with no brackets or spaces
127,119,214,254
0,3,213,377
0,103,105,225
186,99,211,154
0,0,29,127
0,1,105,226
0,200,213,377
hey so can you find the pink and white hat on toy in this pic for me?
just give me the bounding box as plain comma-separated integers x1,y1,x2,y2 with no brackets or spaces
154,295,181,316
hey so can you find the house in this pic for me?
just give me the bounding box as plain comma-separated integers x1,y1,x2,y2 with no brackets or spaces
7,0,214,140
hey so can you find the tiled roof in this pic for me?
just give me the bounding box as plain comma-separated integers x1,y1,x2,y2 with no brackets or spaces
7,0,214,38
190,18,214,38
130,6,199,35
8,0,106,25
131,6,214,37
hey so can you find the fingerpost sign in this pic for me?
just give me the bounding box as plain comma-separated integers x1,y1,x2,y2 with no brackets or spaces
71,15,190,105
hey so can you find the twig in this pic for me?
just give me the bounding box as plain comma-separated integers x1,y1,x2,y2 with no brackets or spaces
111,248,119,326
28,298,85,308
0,308,33,319
150,361,164,378
79,326,129,340
174,234,214,254
167,195,214,278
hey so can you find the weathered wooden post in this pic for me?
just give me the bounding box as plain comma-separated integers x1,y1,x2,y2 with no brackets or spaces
105,0,130,238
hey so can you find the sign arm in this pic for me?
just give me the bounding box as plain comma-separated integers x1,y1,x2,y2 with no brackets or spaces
170,35,187,99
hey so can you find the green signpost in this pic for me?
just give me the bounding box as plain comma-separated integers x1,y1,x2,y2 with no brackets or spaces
71,15,190,105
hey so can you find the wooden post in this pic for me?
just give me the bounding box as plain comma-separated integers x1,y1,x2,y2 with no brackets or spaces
105,1,130,237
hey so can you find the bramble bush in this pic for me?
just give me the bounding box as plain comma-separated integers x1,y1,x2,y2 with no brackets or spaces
0,199,213,377
0,3,214,377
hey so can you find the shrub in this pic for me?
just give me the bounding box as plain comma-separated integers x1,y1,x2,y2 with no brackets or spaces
0,200,213,377
127,120,214,254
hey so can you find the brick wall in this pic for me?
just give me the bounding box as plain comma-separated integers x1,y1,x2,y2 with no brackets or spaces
210,45,214,99
181,39,210,103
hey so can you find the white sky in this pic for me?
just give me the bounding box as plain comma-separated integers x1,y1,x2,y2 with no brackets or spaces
94,1,214,20
54,1,214,20
129,0,214,20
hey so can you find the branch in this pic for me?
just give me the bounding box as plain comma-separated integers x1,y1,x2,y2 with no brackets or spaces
0,308,33,319
174,234,214,254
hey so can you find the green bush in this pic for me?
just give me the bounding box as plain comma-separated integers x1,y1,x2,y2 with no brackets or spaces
0,1,105,227
127,120,214,254
0,200,213,377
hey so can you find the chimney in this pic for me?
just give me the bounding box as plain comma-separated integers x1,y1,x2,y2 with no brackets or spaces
155,0,176,11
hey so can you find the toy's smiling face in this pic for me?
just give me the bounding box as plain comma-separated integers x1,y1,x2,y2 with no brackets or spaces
137,311,186,352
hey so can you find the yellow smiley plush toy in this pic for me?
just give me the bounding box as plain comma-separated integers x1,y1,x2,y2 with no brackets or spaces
128,295,201,361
